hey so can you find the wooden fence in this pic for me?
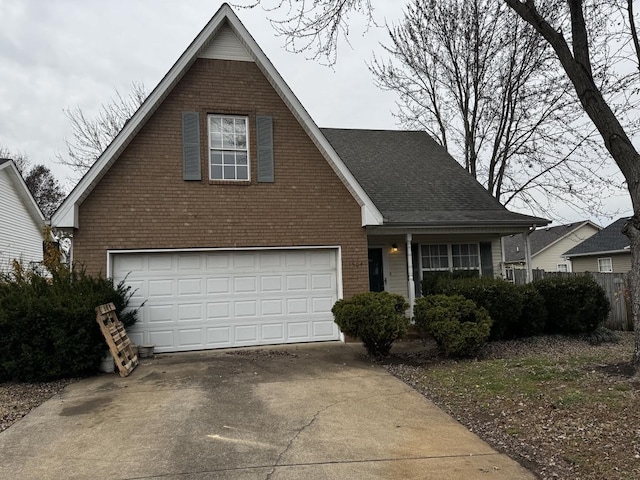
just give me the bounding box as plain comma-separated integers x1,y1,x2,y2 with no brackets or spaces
513,269,633,331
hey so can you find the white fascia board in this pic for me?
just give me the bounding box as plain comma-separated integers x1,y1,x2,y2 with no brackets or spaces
224,13,384,227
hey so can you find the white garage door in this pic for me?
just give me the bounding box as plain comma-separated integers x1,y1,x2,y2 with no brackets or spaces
111,248,341,352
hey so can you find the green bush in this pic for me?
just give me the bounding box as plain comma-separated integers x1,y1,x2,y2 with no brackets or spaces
421,270,479,296
332,292,409,357
532,275,610,334
414,294,492,357
515,284,547,338
0,263,137,381
428,277,524,340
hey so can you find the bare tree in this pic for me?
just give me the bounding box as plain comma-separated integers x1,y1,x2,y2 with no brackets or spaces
370,0,618,218
56,81,146,179
0,145,30,173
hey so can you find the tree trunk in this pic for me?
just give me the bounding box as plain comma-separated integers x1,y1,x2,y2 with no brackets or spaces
623,217,640,370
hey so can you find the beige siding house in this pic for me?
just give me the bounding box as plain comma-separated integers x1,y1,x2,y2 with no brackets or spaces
564,218,631,273
502,221,600,276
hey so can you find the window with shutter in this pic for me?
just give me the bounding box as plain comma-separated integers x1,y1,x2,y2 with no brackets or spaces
208,115,249,181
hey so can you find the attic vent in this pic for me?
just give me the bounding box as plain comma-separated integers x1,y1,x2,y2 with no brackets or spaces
199,24,253,62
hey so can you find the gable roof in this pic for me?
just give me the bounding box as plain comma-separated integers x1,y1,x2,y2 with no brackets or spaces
320,129,548,228
503,220,600,263
563,217,630,257
51,3,383,229
0,159,45,227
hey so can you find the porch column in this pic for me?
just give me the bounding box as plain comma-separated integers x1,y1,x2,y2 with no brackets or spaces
406,233,415,313
524,228,533,283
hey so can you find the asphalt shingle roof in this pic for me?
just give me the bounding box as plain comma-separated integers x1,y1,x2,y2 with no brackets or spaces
564,218,630,256
503,222,593,263
320,128,548,227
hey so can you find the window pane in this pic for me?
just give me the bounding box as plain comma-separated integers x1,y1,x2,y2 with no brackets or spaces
237,166,248,180
222,133,235,148
211,132,222,149
236,134,247,149
235,118,246,134
223,165,236,179
223,152,236,165
237,152,247,165
223,118,234,133
211,165,222,179
210,117,222,132
211,151,223,165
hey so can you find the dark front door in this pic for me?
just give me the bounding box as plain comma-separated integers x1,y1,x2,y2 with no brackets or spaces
368,248,385,292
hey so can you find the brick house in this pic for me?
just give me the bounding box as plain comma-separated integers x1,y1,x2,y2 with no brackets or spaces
51,4,547,352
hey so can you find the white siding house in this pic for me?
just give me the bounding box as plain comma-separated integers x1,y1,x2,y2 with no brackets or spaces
0,159,45,271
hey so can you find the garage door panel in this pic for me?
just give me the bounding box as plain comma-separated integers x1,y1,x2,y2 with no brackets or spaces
207,277,231,294
286,275,307,291
148,279,174,297
178,303,203,322
148,304,175,323
235,324,258,343
114,248,340,352
234,276,257,293
207,301,230,318
178,328,205,348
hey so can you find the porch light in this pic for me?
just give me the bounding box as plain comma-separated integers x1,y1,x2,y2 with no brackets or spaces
390,244,399,253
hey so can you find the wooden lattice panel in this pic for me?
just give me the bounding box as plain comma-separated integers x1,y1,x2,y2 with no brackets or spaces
96,303,138,377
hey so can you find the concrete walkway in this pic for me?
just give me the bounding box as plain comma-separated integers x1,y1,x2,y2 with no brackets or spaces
0,343,536,479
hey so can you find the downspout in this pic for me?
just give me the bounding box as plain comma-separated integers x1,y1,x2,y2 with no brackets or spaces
406,233,415,314
500,236,507,279
524,226,535,283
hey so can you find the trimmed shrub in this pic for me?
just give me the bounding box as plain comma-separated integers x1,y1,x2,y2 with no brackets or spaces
421,270,479,296
0,263,137,381
429,277,524,340
515,284,547,338
532,275,610,334
332,292,409,357
414,294,492,357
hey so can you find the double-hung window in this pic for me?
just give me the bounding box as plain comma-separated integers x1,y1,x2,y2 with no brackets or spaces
421,243,480,275
209,115,249,181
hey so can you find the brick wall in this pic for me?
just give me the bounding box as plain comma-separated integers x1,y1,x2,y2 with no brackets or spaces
74,58,368,297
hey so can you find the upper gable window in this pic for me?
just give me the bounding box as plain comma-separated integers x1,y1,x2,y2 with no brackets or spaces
209,115,249,181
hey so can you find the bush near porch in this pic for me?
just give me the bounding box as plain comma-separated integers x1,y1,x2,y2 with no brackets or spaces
422,275,609,344
0,263,137,382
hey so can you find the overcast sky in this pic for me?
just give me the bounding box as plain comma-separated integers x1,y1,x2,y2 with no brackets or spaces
0,0,633,226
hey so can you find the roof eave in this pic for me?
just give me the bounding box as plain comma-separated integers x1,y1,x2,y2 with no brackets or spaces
565,248,630,258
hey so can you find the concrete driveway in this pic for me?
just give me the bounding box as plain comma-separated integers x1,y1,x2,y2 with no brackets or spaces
0,342,535,479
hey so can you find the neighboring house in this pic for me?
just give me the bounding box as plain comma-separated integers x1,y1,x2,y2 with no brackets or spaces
502,221,601,276
563,218,631,273
0,159,45,271
51,4,547,353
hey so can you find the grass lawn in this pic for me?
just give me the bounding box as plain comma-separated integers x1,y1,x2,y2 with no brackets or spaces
386,333,640,480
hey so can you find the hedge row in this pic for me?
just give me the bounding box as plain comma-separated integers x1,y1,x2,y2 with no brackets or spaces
0,263,137,381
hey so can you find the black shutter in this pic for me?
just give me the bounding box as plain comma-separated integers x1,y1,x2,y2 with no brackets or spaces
480,242,494,277
256,115,274,183
182,112,201,181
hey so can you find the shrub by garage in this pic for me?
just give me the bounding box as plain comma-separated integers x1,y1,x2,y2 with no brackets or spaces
332,291,409,357
0,263,137,382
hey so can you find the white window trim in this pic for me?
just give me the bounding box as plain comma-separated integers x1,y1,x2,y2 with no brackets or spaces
557,263,569,272
597,257,613,273
208,114,250,181
418,243,482,277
